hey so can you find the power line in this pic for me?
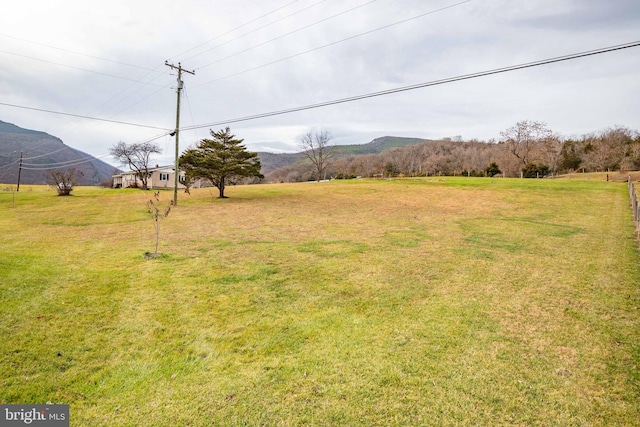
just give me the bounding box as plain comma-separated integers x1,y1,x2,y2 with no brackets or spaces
182,85,203,144
0,159,20,172
90,78,172,119
0,49,170,87
183,41,640,131
193,0,378,71
22,146,72,160
21,151,113,167
4,40,636,157
0,32,166,74
194,0,471,87
0,33,173,133
0,102,171,131
183,0,329,65
18,133,169,171
172,0,301,61
21,154,113,169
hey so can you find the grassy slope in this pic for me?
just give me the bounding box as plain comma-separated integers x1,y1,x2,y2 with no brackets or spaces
0,179,638,426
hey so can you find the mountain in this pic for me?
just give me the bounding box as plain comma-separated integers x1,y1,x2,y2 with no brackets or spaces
332,136,429,156
258,136,429,175
0,120,117,186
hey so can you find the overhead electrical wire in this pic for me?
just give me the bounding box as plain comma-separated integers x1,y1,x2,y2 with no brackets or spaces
0,2,312,141
0,21,174,134
1,2,322,173
0,101,171,131
181,0,330,64
21,153,113,169
194,0,471,87
0,0,315,172
0,34,175,133
21,146,72,160
182,86,204,144
2,42,637,138
0,159,20,172
0,32,167,74
172,0,301,61
18,132,170,171
193,0,379,71
95,83,173,120
182,41,640,131
0,49,170,87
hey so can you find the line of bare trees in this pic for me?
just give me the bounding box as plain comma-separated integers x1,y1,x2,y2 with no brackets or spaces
266,122,640,182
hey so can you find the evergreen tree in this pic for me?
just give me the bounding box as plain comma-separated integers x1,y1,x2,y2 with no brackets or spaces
484,162,502,177
180,128,262,198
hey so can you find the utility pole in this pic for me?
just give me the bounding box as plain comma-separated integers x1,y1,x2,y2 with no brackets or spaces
165,61,195,206
16,151,23,192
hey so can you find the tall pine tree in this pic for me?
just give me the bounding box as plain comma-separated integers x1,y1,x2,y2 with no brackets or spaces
180,128,262,198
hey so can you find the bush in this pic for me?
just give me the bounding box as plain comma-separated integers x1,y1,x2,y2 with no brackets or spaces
48,168,82,196
522,163,550,178
484,162,502,177
335,173,357,180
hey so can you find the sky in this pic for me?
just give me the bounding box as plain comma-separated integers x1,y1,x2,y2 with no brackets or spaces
1,0,638,167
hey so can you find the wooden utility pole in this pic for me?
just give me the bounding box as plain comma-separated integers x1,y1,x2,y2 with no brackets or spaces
165,61,194,206
16,151,23,192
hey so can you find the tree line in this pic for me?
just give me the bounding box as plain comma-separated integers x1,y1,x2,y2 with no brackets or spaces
102,121,639,199
268,121,640,182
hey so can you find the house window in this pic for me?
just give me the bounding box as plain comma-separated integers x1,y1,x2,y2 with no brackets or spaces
160,173,169,181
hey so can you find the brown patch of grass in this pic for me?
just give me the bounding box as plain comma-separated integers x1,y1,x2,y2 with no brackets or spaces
0,179,639,425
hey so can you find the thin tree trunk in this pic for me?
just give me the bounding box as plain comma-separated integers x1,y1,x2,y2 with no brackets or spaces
155,221,160,254
218,177,226,198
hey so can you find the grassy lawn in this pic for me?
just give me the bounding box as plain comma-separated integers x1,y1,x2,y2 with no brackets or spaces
1,178,639,426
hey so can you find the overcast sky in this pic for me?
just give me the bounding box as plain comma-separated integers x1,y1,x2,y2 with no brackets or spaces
1,0,638,167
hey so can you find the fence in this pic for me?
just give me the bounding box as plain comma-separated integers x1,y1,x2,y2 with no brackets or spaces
629,176,640,238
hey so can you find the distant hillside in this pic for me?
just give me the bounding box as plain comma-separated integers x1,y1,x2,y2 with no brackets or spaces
0,120,117,186
332,136,429,156
258,136,428,174
257,152,304,175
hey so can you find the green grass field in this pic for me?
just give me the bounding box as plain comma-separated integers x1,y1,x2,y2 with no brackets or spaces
1,178,639,426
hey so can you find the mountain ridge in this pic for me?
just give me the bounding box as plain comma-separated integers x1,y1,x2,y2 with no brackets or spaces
258,136,429,175
0,120,117,186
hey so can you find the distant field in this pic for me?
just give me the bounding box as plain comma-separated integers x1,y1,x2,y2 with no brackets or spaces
1,178,639,426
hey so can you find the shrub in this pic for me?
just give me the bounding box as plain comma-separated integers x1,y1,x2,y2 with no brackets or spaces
335,173,357,180
484,162,502,177
522,163,550,178
48,168,82,196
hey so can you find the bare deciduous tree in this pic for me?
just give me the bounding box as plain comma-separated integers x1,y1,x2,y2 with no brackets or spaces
264,124,640,182
110,141,162,190
501,120,553,168
300,130,334,181
48,168,82,196
146,191,172,257
541,135,564,175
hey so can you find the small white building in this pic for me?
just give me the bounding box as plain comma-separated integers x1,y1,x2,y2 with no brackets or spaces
112,165,187,189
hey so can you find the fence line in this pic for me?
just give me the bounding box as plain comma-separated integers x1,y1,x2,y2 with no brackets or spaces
629,176,640,238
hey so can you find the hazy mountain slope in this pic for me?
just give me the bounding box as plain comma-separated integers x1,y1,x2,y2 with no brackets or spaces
258,136,428,175
0,120,117,186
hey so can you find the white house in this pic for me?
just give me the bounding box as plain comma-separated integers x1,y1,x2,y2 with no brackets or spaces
112,165,187,189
